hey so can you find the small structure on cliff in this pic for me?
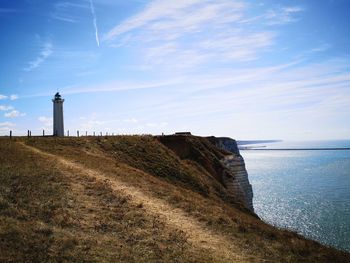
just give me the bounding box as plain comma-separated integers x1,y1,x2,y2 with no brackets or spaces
175,132,192,136
52,92,65,136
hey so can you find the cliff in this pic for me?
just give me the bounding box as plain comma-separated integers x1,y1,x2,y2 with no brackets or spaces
158,135,254,212
0,136,349,262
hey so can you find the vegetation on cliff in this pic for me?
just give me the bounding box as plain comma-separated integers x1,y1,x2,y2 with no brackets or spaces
0,136,349,262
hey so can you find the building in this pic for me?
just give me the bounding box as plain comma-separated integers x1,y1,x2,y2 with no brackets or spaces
52,92,64,136
175,132,192,136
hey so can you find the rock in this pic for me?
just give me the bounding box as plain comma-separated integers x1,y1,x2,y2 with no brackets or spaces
208,136,254,212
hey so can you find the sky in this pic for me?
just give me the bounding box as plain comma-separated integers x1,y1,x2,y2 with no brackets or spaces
0,0,350,140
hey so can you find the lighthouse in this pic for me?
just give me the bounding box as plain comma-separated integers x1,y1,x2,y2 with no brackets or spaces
52,92,64,136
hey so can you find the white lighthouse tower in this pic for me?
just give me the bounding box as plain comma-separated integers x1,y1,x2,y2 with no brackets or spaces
52,92,64,136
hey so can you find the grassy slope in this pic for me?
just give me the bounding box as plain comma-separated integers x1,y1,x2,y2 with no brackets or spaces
0,136,349,262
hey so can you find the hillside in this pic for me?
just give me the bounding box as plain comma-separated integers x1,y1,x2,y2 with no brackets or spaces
0,136,349,262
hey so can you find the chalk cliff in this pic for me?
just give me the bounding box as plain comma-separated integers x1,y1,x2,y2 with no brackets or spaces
221,155,254,212
158,135,254,212
207,136,254,212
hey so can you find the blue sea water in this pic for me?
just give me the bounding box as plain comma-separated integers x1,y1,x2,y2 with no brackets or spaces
240,140,350,252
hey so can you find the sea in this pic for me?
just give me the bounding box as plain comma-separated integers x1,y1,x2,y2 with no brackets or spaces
239,140,350,252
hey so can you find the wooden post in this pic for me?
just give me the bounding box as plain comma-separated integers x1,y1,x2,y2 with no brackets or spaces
67,130,69,137
100,132,102,136
43,130,45,137
93,132,95,136
86,131,88,136
30,131,31,137
10,130,12,139
27,130,30,138
77,130,79,137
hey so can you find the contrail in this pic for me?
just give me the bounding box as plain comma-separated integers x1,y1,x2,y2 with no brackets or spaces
89,0,100,47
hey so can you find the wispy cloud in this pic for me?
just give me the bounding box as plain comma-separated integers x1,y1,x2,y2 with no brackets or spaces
51,1,89,23
0,94,18,101
4,110,26,118
264,6,304,25
38,116,53,130
0,121,15,134
24,42,53,71
60,79,183,95
103,0,231,40
10,94,18,100
0,122,15,127
89,0,100,47
51,14,77,23
103,1,280,70
0,105,14,111
123,118,138,124
309,43,331,53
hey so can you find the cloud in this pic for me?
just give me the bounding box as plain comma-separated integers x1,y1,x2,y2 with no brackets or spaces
0,121,15,134
78,113,105,131
123,118,138,123
24,42,53,71
264,6,304,25
4,110,26,118
0,105,14,111
38,116,53,130
103,0,277,70
10,94,18,100
104,0,204,40
51,14,77,23
140,59,350,130
51,2,89,23
89,0,100,47
0,94,18,101
104,0,245,42
146,122,168,128
309,43,331,53
59,79,182,95
0,122,15,127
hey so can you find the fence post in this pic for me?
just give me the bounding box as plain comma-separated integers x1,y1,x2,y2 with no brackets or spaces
43,130,45,137
77,130,79,137
10,130,12,139
30,131,31,137
27,130,30,138
100,132,102,136
67,130,69,137
93,132,95,136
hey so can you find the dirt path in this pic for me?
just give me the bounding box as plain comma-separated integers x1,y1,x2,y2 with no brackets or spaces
19,142,252,262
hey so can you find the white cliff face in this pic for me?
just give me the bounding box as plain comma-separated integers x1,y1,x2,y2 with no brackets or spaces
221,155,254,212
206,137,254,212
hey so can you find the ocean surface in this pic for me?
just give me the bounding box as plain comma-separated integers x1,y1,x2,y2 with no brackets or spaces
240,140,350,252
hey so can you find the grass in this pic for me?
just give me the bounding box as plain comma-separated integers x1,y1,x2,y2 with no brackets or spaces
0,136,349,262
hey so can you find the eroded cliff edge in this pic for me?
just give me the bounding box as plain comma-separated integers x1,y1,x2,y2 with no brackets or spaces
158,135,254,213
208,137,254,212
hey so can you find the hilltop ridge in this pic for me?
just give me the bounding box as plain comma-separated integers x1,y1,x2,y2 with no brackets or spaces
0,135,349,262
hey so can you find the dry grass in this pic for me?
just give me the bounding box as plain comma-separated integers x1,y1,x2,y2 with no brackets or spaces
0,136,349,262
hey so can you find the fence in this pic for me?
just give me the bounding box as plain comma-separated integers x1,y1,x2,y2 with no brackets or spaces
5,130,121,139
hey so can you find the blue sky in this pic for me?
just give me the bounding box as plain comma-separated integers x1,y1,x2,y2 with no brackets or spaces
0,0,350,140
